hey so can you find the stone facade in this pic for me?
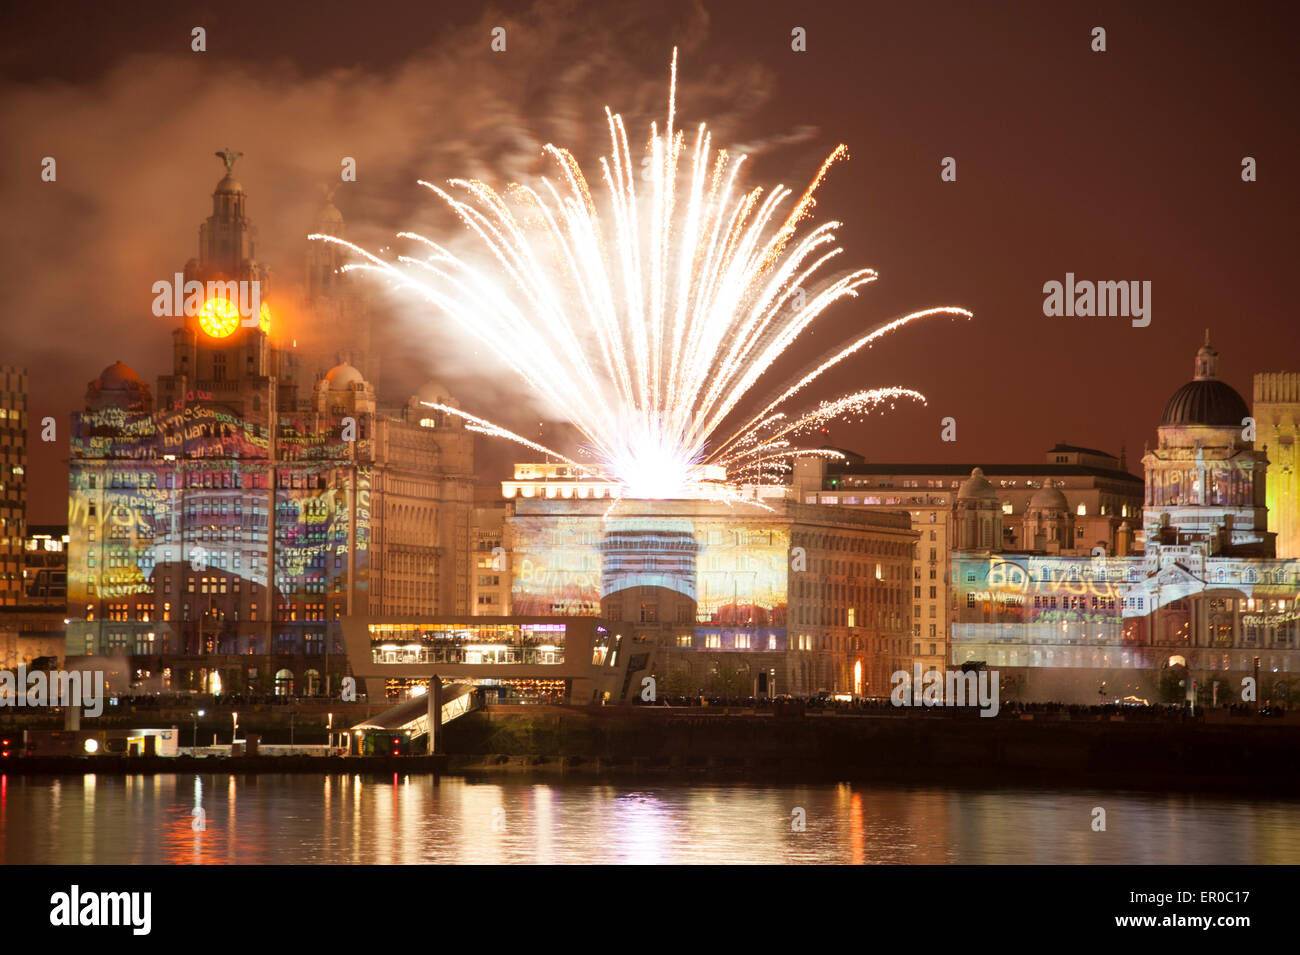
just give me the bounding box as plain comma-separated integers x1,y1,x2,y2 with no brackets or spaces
63,155,474,697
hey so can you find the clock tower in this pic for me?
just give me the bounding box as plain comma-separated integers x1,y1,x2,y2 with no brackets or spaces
157,151,298,421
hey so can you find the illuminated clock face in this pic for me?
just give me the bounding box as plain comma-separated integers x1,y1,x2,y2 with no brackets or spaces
197,297,240,339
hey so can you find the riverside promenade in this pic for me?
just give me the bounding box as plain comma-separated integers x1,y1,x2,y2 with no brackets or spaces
4,701,1298,792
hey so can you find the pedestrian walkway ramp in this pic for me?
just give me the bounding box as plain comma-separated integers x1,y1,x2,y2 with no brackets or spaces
350,683,480,743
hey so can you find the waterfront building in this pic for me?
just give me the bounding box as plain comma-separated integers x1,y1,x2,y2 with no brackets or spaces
0,376,65,670
950,337,1299,703
470,485,513,616
63,154,475,697
501,475,916,697
339,614,637,704
22,525,68,605
0,366,28,607
0,358,63,666
294,187,381,388
1255,371,1300,559
0,524,69,671
792,445,1142,681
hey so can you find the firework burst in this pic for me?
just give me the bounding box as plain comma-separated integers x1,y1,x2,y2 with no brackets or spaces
311,50,971,499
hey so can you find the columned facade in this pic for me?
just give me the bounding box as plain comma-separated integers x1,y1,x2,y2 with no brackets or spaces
1255,372,1300,559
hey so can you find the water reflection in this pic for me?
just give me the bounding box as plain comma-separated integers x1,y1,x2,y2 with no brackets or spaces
1,773,1297,865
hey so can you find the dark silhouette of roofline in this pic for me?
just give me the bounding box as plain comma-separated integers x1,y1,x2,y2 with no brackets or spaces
1047,442,1114,457
807,449,1140,484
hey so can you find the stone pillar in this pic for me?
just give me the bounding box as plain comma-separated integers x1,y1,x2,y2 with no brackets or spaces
427,674,443,754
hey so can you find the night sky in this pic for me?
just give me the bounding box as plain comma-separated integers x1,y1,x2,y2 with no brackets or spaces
4,0,1297,522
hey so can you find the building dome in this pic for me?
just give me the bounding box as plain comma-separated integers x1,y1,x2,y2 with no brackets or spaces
323,362,365,390
957,467,998,502
214,174,244,195
1159,332,1249,428
1160,379,1249,428
87,360,150,412
1028,480,1069,512
96,360,143,388
315,200,343,231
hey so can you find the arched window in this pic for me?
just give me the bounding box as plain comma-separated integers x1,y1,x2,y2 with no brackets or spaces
274,668,295,697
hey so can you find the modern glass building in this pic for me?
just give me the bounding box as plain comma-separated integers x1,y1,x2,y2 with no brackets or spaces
339,615,643,704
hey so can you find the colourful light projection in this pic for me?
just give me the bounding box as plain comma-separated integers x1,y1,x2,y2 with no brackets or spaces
67,401,366,662
951,554,1300,671
509,501,789,635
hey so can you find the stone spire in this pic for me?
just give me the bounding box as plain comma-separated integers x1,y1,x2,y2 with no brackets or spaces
1194,330,1218,380
308,183,346,300
195,149,259,280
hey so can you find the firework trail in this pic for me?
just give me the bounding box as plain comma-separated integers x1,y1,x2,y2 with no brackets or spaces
311,50,971,498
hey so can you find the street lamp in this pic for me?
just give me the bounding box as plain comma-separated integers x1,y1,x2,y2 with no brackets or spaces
191,708,205,749
231,711,239,745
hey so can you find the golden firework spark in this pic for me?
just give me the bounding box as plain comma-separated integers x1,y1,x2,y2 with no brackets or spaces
311,51,971,498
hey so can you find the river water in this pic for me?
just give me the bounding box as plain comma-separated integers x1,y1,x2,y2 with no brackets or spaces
2,773,1297,864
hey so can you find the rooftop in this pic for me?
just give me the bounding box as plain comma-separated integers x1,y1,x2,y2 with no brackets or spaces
1047,443,1114,457
819,457,1141,484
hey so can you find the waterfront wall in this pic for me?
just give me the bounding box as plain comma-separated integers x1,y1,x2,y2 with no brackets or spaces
0,701,380,744
444,706,1300,792
0,754,447,775
997,665,1293,707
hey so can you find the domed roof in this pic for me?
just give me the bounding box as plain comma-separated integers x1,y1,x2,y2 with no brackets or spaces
1161,379,1249,428
324,362,365,390
316,200,343,229
1160,333,1249,428
214,174,244,195
87,360,150,412
96,360,143,388
957,467,998,502
1028,479,1069,512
